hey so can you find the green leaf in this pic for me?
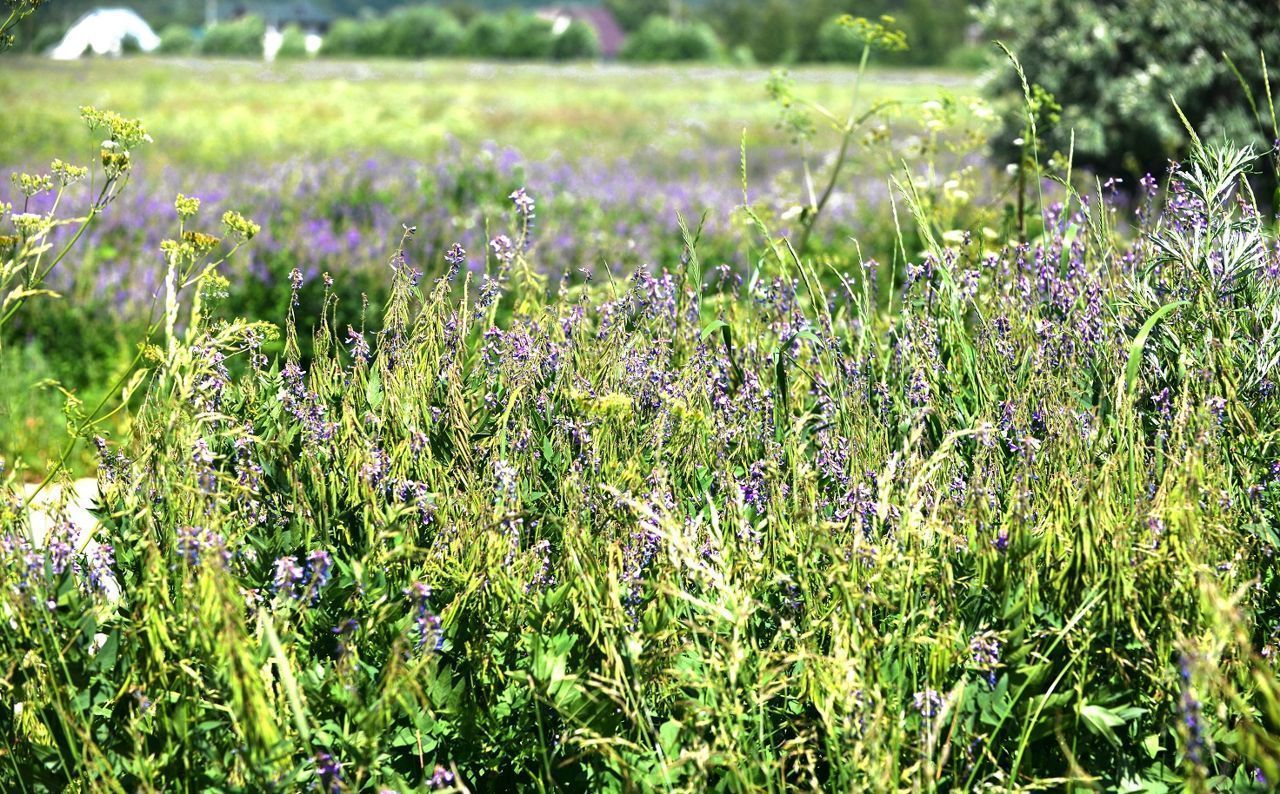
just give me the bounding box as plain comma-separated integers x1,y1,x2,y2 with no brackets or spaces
1124,301,1186,396
700,319,728,342
366,368,384,408
659,719,682,758
1078,702,1141,748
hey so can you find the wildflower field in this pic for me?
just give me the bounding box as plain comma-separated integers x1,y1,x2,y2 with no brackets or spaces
3,15,1280,794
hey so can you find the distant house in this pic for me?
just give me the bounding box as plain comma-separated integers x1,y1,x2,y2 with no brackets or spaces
50,8,160,60
538,5,625,59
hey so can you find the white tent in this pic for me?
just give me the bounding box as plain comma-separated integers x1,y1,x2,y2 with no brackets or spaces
51,8,161,60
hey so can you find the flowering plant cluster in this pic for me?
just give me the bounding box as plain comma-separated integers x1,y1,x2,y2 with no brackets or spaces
2,106,1280,792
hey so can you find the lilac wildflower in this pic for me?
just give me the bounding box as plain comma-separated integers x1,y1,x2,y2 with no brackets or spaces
489,234,515,264
273,555,305,599
315,752,343,793
429,765,455,789
346,326,370,364
509,187,536,218
913,688,943,718
405,582,443,652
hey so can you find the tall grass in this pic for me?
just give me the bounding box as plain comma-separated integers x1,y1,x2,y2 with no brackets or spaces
2,101,1279,791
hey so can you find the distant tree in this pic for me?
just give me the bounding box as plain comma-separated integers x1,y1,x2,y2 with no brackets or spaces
980,0,1280,183
605,0,670,32
276,25,308,59
158,24,197,55
320,17,386,58
621,16,722,62
700,0,970,66
551,20,601,61
460,13,513,59
503,14,556,59
382,6,463,58
200,14,265,57
814,15,861,63
27,23,66,54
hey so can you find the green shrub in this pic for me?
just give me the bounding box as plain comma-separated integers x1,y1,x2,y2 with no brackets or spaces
814,15,862,63
550,19,601,61
27,24,65,55
503,14,556,60
200,15,265,58
276,25,309,60
945,44,992,72
157,24,197,55
120,33,144,55
620,16,723,63
980,0,1280,181
320,17,385,58
460,13,513,59
382,5,463,58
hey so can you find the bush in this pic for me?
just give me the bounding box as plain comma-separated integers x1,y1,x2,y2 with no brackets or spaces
620,16,723,63
276,25,309,60
550,19,601,61
200,15,265,58
980,0,1280,182
27,24,65,55
382,6,463,58
460,13,513,59
502,14,556,60
319,17,386,58
814,15,862,63
157,24,197,55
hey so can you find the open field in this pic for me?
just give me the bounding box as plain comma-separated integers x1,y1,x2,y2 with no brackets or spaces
0,56,974,166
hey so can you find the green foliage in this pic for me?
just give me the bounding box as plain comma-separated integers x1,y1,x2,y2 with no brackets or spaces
0,0,47,51
460,12,513,59
501,13,555,60
199,14,265,58
703,0,970,66
980,0,1280,181
319,16,385,58
814,15,862,63
550,19,601,61
157,23,196,56
274,26,309,60
604,0,669,32
621,16,724,63
26,22,62,54
382,5,463,59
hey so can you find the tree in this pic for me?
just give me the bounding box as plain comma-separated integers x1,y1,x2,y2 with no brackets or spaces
621,16,723,62
551,20,601,61
605,0,671,33
980,0,1280,183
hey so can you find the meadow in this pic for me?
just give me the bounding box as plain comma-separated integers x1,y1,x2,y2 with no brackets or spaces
2,44,1280,794
0,56,984,474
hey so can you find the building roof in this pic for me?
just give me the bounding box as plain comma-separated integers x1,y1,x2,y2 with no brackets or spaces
51,8,160,59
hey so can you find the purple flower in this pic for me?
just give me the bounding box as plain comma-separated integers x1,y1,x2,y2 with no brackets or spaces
315,752,343,793
404,582,443,652
272,555,305,598
176,526,230,568
429,765,455,789
913,688,943,718
346,326,370,364
969,631,1001,687
489,235,515,264
509,187,536,218
306,549,333,601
